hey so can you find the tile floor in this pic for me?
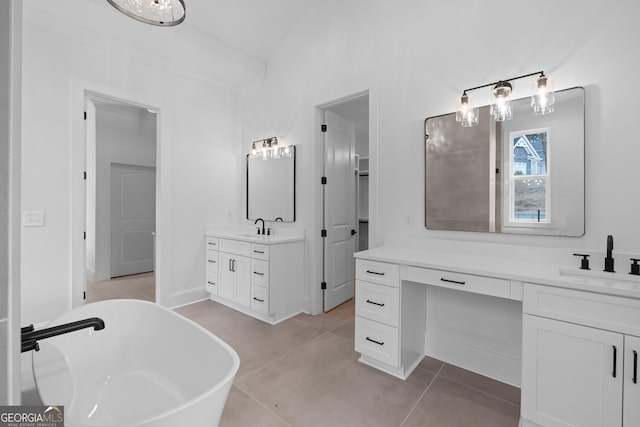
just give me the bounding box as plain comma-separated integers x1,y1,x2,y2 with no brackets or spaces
86,272,155,303
175,298,521,427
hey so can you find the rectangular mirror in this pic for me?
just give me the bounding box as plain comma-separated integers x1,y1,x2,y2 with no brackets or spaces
424,87,584,236
246,146,296,222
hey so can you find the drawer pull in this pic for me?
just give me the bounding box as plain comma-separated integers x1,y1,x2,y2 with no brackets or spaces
366,270,385,276
253,271,264,276
254,250,265,254
207,242,217,246
440,277,466,285
208,259,216,263
366,337,384,346
633,350,638,384
613,345,618,378
253,297,264,303
207,281,216,285
366,299,385,307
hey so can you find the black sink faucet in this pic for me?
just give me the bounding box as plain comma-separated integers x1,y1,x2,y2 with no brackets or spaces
604,235,615,273
254,218,265,235
21,317,105,353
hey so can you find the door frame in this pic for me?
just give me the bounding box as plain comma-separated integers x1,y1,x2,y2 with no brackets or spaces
315,90,375,313
71,78,168,309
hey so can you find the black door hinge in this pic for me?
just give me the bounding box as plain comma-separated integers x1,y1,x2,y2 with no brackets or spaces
321,282,327,290
321,229,327,237
321,124,327,133
83,171,87,180
83,231,86,240
84,111,87,120
321,176,327,185
83,291,86,300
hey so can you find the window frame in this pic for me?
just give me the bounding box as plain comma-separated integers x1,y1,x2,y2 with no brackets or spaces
507,127,551,225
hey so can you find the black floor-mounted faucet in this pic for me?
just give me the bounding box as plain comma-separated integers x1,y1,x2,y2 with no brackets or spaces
21,317,105,353
604,235,615,273
254,218,265,235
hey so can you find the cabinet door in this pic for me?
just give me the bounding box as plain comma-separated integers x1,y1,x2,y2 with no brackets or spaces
218,252,235,301
522,315,623,427
233,255,251,308
624,335,640,426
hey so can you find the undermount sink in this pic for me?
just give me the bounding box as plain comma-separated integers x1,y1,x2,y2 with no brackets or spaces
559,267,640,285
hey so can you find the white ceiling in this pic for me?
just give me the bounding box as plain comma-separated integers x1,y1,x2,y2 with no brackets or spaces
185,0,313,63
97,0,313,63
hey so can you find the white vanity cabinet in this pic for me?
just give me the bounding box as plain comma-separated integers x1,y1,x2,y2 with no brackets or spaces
218,252,251,307
205,237,219,295
354,260,401,369
205,234,304,324
521,283,640,427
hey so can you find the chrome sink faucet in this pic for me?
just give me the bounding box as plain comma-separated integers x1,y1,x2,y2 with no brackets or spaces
255,218,265,235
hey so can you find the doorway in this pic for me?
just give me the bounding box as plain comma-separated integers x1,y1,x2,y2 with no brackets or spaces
320,93,370,312
85,96,158,303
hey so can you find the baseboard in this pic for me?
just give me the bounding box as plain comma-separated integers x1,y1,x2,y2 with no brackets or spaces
425,333,521,387
167,287,208,309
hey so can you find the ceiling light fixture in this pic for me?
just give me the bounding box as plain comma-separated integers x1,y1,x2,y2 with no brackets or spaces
106,0,186,27
456,71,554,127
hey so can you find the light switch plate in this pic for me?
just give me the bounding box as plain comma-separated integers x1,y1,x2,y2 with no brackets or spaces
23,211,46,227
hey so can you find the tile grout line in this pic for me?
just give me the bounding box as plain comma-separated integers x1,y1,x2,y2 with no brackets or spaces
231,384,293,427
234,330,333,382
399,363,445,427
436,371,522,409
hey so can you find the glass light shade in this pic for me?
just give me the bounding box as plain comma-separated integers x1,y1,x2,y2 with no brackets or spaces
532,75,555,115
251,143,257,156
491,82,513,122
456,94,479,127
106,0,186,26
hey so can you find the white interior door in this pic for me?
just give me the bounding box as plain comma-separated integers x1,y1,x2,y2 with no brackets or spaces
110,163,156,278
323,110,356,311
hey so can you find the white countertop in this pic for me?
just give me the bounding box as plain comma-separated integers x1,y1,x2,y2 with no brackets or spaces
355,246,640,300
207,230,304,244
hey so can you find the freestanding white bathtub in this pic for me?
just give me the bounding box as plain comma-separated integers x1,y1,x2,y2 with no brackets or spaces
32,299,239,427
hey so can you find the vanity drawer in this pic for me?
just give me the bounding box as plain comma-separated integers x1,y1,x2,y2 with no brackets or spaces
356,259,400,288
355,280,399,327
206,236,219,250
205,272,218,295
251,243,270,260
251,259,270,288
219,238,251,257
524,283,640,336
206,249,219,272
251,285,270,315
404,266,510,299
355,316,399,368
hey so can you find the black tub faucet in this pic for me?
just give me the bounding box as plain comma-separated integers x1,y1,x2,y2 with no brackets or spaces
21,317,105,353
254,218,265,235
604,235,615,273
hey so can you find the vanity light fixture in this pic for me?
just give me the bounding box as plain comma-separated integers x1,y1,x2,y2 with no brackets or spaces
106,0,186,27
249,137,293,160
456,71,554,127
455,93,479,127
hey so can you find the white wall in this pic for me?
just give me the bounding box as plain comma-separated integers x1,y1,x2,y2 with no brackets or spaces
88,105,157,282
21,1,248,325
1,0,22,404
240,0,640,314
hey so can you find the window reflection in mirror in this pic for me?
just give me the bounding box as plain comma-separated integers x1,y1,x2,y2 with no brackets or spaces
425,87,584,236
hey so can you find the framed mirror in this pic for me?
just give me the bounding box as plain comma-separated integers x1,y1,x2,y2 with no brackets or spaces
424,87,584,236
246,146,296,222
